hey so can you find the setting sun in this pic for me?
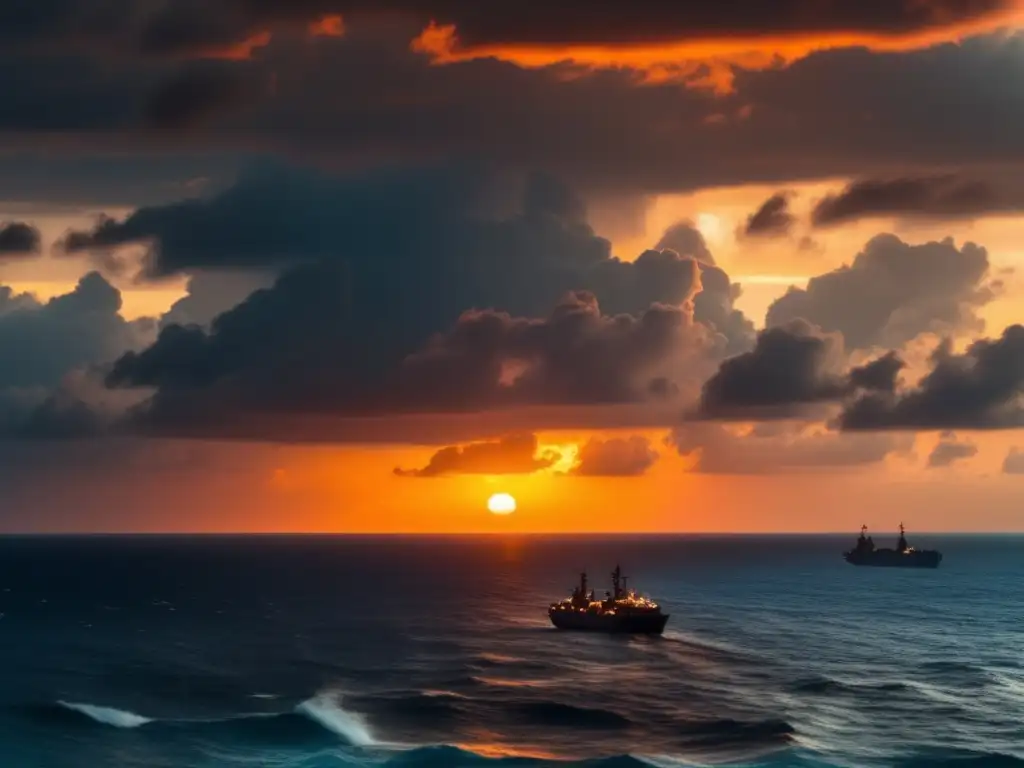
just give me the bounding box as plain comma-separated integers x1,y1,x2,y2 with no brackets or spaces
487,493,517,515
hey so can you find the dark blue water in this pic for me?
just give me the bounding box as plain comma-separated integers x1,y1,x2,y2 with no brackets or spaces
0,535,1021,768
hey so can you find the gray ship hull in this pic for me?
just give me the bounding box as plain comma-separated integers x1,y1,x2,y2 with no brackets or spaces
548,609,669,634
844,550,942,568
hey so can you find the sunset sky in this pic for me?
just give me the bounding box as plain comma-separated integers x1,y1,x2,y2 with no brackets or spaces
3,0,1024,532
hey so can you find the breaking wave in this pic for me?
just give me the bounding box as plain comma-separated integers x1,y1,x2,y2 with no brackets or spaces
56,701,153,728
47,689,377,747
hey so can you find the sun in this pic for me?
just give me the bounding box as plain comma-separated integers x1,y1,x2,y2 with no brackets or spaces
487,492,517,515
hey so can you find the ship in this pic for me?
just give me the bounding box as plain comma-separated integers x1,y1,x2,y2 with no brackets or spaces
844,524,942,568
548,566,669,634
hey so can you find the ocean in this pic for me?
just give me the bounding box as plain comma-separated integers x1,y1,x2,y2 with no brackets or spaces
0,534,1021,768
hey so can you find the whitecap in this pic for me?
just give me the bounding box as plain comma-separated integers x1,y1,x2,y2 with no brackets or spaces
57,701,153,728
295,690,375,746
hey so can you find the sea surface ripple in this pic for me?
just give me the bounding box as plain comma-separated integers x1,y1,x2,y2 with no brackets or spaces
0,534,1021,767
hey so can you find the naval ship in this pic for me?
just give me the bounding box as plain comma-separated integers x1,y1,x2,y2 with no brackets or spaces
844,524,942,568
548,566,669,634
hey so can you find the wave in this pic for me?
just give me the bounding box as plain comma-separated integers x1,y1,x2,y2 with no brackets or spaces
675,718,795,749
508,701,632,730
383,746,661,768
44,689,378,747
295,691,375,745
790,676,910,695
894,750,1024,768
56,701,153,728
471,653,554,672
355,691,466,727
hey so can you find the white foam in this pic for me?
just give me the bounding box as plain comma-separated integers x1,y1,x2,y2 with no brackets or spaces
58,701,153,728
295,691,375,746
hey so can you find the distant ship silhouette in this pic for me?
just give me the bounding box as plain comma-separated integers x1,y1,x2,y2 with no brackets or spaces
844,524,942,568
548,566,669,634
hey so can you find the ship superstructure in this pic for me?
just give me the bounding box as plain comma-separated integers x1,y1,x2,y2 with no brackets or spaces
844,524,942,568
548,566,669,634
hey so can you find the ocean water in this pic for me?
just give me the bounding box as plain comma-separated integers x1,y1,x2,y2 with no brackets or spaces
0,534,1021,768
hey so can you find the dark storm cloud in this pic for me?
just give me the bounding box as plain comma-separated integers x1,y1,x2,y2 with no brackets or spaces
839,325,1024,430
766,234,994,350
143,64,248,130
0,275,155,438
388,0,1013,44
692,321,910,421
0,273,154,390
741,193,796,238
847,351,905,394
568,435,659,477
3,0,1007,50
927,431,978,468
51,162,757,440
0,222,42,256
3,23,1024,200
159,271,274,329
60,162,751,343
394,433,559,477
669,422,910,474
397,292,709,410
811,176,1018,226
107,289,712,433
694,320,847,420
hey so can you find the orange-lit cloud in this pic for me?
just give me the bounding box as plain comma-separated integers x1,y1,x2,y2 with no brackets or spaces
411,8,1024,93
197,30,272,61
309,14,345,38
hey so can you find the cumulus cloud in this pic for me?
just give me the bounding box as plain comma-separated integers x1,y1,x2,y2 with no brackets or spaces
109,288,715,435
37,163,757,440
847,351,905,394
926,431,979,468
811,175,1022,226
654,222,715,265
0,273,154,390
0,222,42,256
766,234,994,350
840,325,1024,430
690,319,919,422
1002,448,1024,475
0,274,155,435
394,433,559,477
59,165,746,345
693,320,847,420
568,436,659,477
669,422,910,474
741,193,796,238
158,271,274,329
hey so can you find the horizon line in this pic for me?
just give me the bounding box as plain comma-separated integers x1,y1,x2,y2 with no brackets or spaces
0,530,1019,537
